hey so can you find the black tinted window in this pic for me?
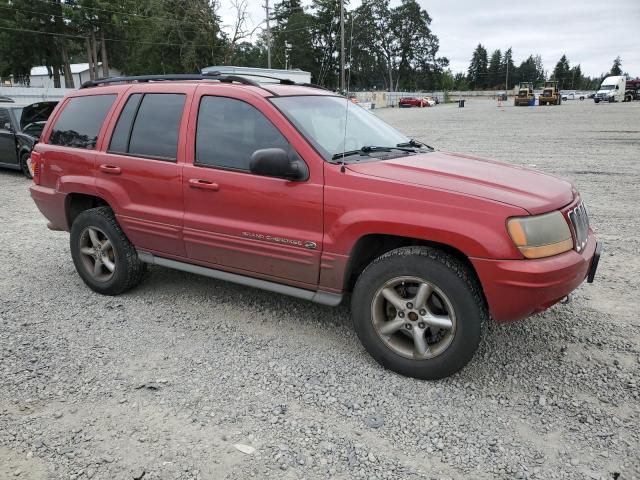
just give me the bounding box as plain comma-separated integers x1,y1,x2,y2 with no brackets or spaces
196,96,288,170
0,109,11,128
127,94,185,160
108,93,142,153
49,95,115,149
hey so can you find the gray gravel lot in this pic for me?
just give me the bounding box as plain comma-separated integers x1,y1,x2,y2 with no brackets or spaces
1,99,639,480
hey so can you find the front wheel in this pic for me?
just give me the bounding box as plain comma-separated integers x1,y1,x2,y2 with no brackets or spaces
351,247,486,380
70,206,146,295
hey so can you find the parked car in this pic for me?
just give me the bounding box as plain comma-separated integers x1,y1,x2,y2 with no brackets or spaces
0,95,15,103
399,97,432,108
0,101,57,177
29,74,601,380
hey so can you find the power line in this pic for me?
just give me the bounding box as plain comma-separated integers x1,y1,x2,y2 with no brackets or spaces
0,25,219,48
0,5,218,35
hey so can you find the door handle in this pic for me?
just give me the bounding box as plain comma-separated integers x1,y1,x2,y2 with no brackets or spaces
99,164,121,175
189,178,219,191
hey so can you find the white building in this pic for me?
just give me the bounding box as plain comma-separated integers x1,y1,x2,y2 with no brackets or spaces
12,63,121,88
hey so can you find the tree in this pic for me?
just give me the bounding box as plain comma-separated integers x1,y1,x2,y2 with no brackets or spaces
501,47,516,89
516,55,542,85
487,49,501,88
610,56,622,76
467,44,488,89
552,54,570,87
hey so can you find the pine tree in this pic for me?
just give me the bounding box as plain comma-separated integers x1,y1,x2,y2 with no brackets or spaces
501,47,516,89
467,44,488,89
610,56,622,76
487,49,502,88
552,54,571,87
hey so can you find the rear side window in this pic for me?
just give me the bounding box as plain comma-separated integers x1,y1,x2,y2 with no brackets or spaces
109,93,185,161
196,96,289,171
49,95,116,149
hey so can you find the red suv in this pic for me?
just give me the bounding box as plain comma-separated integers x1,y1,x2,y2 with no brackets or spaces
29,73,601,379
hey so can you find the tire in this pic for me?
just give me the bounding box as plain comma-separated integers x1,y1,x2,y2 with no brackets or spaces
594,98,600,103
70,206,146,295
351,246,487,380
19,151,32,179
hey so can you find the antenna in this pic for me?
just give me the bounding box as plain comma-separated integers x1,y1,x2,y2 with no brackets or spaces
265,0,272,69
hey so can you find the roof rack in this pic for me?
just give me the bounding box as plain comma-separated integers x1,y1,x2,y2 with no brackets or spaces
79,72,261,90
79,72,335,96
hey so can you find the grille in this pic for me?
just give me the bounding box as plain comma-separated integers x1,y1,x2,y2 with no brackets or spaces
568,202,589,252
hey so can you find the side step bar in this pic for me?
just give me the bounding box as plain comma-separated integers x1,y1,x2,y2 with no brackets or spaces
137,251,343,307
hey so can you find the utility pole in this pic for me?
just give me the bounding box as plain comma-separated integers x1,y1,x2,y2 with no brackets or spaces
340,0,345,93
505,61,509,97
265,0,271,69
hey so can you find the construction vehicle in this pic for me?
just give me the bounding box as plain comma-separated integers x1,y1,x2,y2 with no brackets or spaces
539,80,562,106
514,82,535,106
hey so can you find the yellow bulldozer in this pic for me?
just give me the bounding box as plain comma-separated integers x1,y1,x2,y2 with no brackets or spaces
514,82,535,106
539,81,562,106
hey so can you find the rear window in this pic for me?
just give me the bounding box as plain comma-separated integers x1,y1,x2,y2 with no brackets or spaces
49,95,116,149
109,93,185,161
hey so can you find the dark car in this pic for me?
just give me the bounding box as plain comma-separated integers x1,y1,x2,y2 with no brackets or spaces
0,101,58,178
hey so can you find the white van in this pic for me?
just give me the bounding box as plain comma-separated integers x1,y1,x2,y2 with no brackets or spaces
594,76,626,103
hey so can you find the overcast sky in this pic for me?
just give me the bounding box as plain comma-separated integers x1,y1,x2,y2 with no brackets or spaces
219,0,640,78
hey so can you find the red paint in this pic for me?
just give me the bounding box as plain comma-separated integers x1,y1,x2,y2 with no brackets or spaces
29,81,598,322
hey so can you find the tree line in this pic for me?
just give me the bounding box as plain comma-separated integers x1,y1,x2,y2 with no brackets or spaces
0,0,630,91
461,44,626,91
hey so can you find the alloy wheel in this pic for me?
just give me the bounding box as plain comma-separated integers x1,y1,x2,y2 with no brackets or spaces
371,276,456,360
78,226,116,281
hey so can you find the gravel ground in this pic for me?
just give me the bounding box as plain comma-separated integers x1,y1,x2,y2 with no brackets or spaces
1,99,639,480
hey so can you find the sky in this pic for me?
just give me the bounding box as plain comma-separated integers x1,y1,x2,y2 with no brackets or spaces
218,0,640,78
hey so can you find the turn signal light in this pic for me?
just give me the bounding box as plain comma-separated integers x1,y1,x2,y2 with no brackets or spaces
31,151,42,185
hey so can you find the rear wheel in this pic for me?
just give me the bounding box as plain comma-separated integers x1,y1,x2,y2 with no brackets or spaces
19,151,32,179
70,206,146,295
351,247,486,379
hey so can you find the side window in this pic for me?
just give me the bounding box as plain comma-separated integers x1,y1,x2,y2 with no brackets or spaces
196,96,289,171
108,93,141,153
49,95,116,149
0,109,12,129
109,93,185,161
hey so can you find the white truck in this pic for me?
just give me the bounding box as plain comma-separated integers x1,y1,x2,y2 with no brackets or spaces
594,76,626,103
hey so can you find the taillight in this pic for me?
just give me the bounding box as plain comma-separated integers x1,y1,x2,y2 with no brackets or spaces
31,151,42,184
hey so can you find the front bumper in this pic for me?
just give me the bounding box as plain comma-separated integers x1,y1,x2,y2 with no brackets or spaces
471,232,600,323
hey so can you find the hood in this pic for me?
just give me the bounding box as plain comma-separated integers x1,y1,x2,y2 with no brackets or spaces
346,151,574,215
19,101,57,131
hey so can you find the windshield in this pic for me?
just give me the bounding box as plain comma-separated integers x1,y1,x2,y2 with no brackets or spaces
271,96,410,161
543,89,552,96
599,85,614,91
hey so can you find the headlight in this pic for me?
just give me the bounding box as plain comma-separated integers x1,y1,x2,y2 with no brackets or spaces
507,211,573,259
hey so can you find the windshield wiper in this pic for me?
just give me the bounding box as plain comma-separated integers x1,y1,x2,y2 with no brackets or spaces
331,145,416,161
397,139,434,150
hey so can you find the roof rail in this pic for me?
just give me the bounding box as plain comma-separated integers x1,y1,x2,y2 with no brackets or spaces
79,72,335,95
79,73,261,89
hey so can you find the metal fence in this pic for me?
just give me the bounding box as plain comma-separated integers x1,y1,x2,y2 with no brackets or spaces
351,90,518,108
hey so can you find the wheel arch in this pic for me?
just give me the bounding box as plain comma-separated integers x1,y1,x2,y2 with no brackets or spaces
65,193,111,229
342,233,485,300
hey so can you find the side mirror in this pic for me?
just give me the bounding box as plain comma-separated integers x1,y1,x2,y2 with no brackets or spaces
250,148,308,181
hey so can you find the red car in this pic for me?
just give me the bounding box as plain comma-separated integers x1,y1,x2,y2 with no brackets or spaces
399,97,430,107
29,74,600,379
